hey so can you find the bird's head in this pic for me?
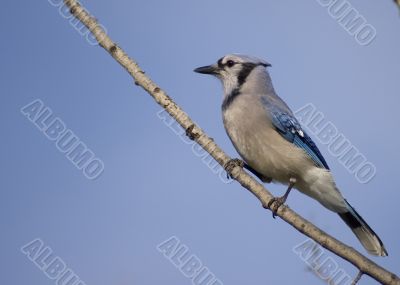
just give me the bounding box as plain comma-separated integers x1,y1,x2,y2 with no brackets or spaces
194,54,271,95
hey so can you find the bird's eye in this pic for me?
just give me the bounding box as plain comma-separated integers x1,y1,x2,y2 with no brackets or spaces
226,60,235,68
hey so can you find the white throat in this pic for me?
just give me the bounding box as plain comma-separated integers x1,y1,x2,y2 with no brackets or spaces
221,74,239,98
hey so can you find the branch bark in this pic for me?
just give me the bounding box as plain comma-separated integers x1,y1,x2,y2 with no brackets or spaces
63,1,400,284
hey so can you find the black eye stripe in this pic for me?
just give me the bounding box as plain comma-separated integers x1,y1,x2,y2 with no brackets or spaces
217,58,224,68
218,58,237,69
237,63,257,86
218,58,270,70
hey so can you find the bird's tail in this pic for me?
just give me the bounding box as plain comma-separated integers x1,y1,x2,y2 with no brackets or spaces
338,200,388,256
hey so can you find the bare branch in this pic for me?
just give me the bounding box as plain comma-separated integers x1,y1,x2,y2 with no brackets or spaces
63,1,400,284
352,271,364,285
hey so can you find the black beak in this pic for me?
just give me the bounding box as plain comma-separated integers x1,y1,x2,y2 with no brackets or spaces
194,64,219,75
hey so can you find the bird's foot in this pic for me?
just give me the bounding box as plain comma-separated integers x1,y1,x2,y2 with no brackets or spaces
224,158,244,179
266,177,297,219
267,196,287,219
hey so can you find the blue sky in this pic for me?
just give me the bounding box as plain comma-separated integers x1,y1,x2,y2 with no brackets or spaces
1,1,399,284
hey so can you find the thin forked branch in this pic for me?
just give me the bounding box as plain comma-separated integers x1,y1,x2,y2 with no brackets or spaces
352,271,364,285
63,1,400,284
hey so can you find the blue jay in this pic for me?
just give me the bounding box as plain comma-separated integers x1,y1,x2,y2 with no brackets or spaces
194,54,387,256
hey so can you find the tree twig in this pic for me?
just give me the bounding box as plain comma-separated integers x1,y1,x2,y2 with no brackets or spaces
352,271,364,285
394,0,400,10
63,1,400,284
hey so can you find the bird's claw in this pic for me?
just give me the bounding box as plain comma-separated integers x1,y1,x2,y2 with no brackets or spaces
224,158,244,179
267,196,286,219
267,177,296,218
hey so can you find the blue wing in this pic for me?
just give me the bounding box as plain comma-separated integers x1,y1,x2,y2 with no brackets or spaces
261,98,330,170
